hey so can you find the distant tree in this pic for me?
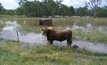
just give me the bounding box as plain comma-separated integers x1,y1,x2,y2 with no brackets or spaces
97,5,107,17
0,3,4,11
34,1,44,17
0,3,5,14
85,0,102,18
19,0,27,6
16,7,24,15
42,0,62,17
58,4,72,16
75,6,89,16
22,1,36,17
16,0,75,17
4,10,15,15
69,6,75,16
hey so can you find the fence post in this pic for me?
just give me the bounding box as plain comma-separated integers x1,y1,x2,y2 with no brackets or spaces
16,31,19,42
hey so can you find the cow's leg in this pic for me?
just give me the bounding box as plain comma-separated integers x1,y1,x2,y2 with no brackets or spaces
67,39,72,47
49,40,53,45
67,34,72,47
48,40,53,45
67,42,71,47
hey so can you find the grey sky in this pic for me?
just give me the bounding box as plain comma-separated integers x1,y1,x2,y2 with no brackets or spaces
0,0,107,9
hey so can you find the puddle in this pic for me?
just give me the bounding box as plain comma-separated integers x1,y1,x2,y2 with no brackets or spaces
72,40,107,54
97,26,107,34
72,23,85,30
0,21,107,54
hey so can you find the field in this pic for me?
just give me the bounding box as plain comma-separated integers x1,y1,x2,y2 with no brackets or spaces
0,17,107,65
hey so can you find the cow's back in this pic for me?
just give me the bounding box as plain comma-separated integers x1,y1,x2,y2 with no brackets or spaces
48,30,72,41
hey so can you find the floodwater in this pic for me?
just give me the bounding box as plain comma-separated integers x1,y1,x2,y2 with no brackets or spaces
72,23,107,34
0,21,107,54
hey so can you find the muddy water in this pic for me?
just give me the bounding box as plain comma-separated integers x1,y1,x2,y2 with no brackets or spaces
0,21,107,54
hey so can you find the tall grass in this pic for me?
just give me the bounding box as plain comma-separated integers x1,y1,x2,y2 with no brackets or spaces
1,17,107,27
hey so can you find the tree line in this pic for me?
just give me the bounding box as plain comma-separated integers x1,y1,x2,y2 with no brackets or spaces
0,0,107,17
16,0,75,17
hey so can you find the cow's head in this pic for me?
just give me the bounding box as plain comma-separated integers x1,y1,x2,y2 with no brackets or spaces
42,27,53,36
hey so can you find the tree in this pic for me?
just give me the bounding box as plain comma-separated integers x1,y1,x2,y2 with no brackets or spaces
69,6,75,16
97,5,107,17
0,3,4,11
19,0,27,6
16,7,24,15
34,1,44,17
22,1,36,17
42,0,62,17
58,4,68,16
75,6,89,16
85,0,102,18
16,0,75,17
0,3,5,14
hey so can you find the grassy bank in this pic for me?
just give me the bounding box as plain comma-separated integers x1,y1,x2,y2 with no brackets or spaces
0,41,107,65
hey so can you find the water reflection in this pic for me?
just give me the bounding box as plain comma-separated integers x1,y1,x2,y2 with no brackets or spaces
72,23,107,34
72,23,85,30
0,21,47,45
97,26,107,34
0,21,107,54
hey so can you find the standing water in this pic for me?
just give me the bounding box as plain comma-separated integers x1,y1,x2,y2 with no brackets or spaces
0,21,47,46
0,21,107,54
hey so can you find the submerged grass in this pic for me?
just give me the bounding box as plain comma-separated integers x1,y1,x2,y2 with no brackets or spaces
87,30,107,43
72,29,107,43
0,41,107,65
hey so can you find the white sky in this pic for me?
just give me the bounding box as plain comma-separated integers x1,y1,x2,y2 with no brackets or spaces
0,0,107,9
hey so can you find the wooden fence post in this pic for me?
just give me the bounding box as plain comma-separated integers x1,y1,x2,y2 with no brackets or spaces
16,31,19,42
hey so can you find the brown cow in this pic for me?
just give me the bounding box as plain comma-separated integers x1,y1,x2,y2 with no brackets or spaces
42,27,72,47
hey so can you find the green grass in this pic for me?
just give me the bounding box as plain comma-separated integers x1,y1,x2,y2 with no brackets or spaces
0,21,5,30
0,41,107,65
87,30,107,43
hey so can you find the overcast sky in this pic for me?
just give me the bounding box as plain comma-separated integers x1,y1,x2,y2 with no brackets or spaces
0,0,107,9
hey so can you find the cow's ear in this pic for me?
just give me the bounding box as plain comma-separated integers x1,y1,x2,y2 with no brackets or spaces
41,29,44,31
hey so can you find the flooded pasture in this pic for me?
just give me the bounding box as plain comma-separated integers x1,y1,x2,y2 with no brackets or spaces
0,20,107,54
